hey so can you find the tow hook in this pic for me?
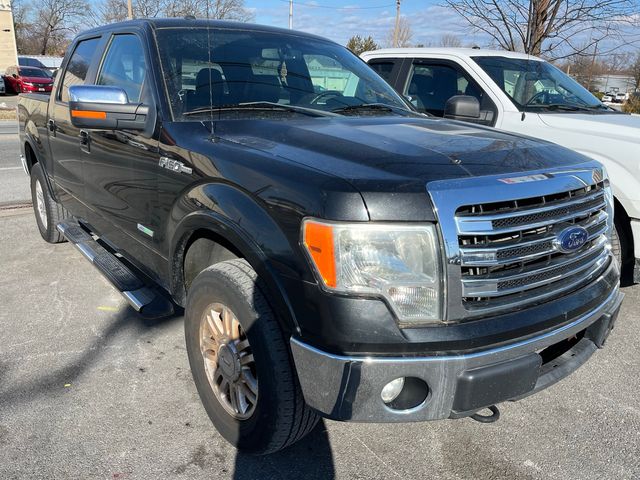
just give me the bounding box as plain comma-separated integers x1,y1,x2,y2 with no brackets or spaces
470,405,500,423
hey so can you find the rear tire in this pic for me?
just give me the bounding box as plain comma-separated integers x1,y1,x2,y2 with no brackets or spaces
30,163,68,243
185,259,318,454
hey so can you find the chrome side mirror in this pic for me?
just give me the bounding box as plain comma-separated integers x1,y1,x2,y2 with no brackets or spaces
68,85,148,130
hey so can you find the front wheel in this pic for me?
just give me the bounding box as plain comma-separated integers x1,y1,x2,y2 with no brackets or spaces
184,259,318,454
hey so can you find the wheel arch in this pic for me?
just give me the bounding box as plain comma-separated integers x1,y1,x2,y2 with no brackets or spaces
170,210,301,335
24,139,37,173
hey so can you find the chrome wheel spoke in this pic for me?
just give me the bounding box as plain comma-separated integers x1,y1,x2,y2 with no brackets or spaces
207,310,224,339
200,335,217,355
236,385,250,413
241,368,258,395
239,381,257,405
222,307,233,337
239,353,254,366
236,338,250,353
199,302,258,420
35,181,47,229
229,383,240,412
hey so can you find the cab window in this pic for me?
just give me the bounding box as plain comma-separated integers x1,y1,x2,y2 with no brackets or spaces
368,61,395,82
404,61,495,123
97,34,147,103
59,37,101,102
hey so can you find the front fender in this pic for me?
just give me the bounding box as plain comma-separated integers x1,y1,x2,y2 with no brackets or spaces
168,183,304,335
572,148,640,221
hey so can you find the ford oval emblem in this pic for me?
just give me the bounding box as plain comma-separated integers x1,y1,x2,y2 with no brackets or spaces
555,226,588,253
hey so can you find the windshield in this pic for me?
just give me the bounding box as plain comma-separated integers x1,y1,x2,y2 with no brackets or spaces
19,67,51,78
155,27,411,121
472,56,604,111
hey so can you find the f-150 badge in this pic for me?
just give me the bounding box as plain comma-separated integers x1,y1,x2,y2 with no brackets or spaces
159,156,192,175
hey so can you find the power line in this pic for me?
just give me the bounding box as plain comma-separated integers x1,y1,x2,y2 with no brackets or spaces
274,0,396,10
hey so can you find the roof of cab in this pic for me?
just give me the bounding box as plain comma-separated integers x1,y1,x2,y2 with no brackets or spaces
75,18,335,44
360,47,545,62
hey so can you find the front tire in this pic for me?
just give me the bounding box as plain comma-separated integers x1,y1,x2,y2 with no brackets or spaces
30,163,68,243
185,259,318,454
612,218,634,284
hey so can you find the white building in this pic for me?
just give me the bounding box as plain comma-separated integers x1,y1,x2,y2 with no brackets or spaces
0,0,18,74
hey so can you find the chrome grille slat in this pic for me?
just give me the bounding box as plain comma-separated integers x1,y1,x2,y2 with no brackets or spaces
461,237,606,297
456,193,606,235
459,212,608,266
462,251,610,314
427,163,612,320
451,173,610,314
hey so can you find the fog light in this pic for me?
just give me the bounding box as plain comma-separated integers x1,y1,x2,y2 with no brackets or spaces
381,377,405,403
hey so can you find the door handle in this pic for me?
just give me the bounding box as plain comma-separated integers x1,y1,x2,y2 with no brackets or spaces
47,119,56,135
79,130,90,152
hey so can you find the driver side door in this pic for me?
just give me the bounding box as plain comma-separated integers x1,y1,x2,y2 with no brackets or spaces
81,31,161,272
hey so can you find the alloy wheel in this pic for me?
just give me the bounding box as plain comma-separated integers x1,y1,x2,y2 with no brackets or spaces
35,180,47,229
199,302,258,420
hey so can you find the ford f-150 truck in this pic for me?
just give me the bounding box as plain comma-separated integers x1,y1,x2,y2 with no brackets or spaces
361,48,640,284
19,20,622,454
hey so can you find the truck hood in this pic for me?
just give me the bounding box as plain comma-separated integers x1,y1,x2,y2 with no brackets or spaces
538,112,640,143
216,116,590,186
213,116,592,221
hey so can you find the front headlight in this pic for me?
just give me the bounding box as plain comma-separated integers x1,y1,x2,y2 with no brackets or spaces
22,82,34,86
302,219,443,325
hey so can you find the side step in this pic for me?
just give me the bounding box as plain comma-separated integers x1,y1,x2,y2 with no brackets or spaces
57,221,174,318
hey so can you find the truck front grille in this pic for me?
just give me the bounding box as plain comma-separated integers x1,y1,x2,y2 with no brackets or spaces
455,181,610,313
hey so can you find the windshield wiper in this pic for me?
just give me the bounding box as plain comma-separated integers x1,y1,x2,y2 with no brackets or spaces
526,103,594,112
183,101,336,117
331,103,417,116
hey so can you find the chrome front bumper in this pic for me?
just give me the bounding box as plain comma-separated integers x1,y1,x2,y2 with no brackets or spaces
291,286,623,423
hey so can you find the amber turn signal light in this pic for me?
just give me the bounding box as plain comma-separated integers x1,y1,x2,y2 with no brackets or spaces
302,220,337,288
71,110,107,119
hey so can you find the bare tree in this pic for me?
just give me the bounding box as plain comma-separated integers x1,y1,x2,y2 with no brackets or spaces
10,0,35,54
386,17,413,47
442,0,640,60
92,0,254,25
14,0,88,55
630,52,640,91
439,34,463,47
346,35,379,56
208,0,254,21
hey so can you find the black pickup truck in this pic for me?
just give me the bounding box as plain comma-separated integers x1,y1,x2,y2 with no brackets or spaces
19,19,623,454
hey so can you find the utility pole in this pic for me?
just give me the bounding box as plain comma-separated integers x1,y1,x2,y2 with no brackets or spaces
289,0,293,29
392,0,400,47
127,0,133,19
587,41,598,91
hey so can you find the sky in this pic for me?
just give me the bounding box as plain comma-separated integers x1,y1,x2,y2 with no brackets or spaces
244,0,640,56
245,0,484,48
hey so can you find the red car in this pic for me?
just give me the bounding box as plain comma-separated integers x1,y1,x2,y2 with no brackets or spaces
3,66,53,94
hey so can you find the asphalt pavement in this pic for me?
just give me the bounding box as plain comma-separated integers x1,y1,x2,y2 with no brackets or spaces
0,210,638,480
0,117,30,206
